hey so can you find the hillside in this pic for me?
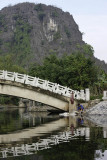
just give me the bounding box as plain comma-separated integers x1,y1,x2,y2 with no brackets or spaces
0,2,107,72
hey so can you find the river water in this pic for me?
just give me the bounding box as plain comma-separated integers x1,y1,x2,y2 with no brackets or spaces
0,107,107,160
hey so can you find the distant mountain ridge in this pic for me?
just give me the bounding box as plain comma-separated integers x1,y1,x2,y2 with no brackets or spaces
0,2,107,72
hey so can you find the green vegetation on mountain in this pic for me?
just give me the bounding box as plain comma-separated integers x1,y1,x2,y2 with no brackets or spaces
0,54,26,73
29,52,107,95
11,16,32,68
0,14,7,32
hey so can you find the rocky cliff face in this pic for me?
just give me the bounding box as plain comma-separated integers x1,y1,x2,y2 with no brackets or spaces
0,2,107,72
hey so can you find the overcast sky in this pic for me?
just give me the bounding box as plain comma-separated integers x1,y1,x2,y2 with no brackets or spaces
0,0,107,63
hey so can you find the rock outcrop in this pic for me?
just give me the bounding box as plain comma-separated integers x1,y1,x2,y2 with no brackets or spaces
86,101,107,115
85,101,107,127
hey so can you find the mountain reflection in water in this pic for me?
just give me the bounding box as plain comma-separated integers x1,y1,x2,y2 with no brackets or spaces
0,108,107,160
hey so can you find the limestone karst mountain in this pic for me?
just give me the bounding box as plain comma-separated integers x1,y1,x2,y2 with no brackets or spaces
0,2,107,72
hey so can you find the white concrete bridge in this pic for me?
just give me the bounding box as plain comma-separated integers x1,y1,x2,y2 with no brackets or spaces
0,70,90,111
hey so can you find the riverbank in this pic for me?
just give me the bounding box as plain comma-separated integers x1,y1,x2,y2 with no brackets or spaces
85,101,107,115
84,101,107,127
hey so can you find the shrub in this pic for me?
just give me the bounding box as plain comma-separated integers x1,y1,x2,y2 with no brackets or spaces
64,27,71,38
38,12,46,21
53,31,61,40
0,39,3,45
34,4,43,11
51,10,58,17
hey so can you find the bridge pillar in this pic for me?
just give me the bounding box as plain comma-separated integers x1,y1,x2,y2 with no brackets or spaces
69,100,77,113
29,100,33,107
33,101,35,106
19,98,25,107
85,88,90,101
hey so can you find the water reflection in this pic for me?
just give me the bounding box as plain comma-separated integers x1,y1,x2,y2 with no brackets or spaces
0,108,107,159
0,126,90,158
95,150,107,160
86,114,107,127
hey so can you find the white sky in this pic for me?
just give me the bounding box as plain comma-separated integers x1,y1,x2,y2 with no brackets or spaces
0,0,107,63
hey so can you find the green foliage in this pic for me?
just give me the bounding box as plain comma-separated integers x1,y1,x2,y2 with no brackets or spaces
53,31,61,40
0,54,26,105
11,18,32,67
13,14,22,21
0,14,7,32
90,69,107,95
90,95,103,100
41,40,45,45
34,4,45,21
0,39,3,45
34,4,43,11
0,54,26,73
77,44,94,56
83,44,94,56
64,26,71,38
0,14,5,27
38,11,46,21
29,53,99,90
0,95,19,105
51,10,59,17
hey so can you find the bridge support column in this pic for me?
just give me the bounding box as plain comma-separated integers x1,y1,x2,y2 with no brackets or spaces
85,88,90,101
69,100,77,113
29,100,33,107
33,101,35,106
19,98,25,107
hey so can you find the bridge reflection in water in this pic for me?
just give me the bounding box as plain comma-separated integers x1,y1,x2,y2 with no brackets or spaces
0,128,90,158
0,114,90,159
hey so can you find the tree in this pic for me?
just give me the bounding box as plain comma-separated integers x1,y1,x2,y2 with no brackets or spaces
29,53,99,90
0,54,26,73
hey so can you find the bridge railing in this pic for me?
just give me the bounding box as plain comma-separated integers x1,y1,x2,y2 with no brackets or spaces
0,70,90,101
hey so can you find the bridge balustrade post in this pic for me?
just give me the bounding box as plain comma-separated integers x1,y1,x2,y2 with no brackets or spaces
85,88,90,101
80,90,85,100
74,90,77,99
32,101,35,107
102,91,107,100
53,83,58,93
0,70,5,79
54,84,59,94
62,87,68,96
43,80,48,89
2,151,7,158
34,77,39,87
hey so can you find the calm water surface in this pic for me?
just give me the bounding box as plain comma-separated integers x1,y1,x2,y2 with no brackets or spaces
0,107,107,160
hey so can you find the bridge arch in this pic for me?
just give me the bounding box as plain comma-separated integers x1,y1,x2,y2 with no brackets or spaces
0,70,90,111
